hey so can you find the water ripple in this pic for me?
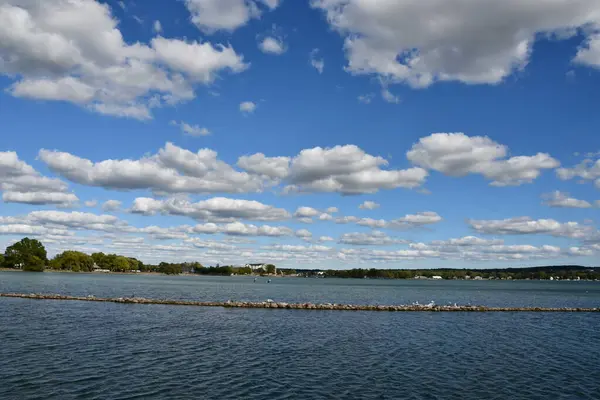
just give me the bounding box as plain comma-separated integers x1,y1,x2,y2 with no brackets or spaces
1,281,599,399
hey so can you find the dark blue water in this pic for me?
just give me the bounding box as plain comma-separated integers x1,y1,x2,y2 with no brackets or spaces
1,272,599,399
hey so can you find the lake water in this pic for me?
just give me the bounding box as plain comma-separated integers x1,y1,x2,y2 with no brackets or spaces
1,272,599,399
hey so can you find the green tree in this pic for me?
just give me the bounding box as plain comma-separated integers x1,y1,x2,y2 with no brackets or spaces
0,253,4,268
106,255,132,272
127,257,140,271
50,251,94,272
91,252,107,269
4,238,47,271
159,262,182,275
265,264,276,274
23,255,45,272
235,266,251,275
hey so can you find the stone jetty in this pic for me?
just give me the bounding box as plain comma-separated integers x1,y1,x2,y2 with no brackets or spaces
1,293,598,312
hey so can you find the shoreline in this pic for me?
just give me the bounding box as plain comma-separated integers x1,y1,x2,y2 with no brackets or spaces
1,293,598,312
0,268,597,281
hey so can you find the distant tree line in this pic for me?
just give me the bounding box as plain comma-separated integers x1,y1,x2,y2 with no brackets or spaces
91,252,145,272
303,266,600,280
2,237,598,280
0,238,280,276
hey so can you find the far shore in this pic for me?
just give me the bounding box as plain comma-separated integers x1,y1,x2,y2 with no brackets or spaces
1,268,598,281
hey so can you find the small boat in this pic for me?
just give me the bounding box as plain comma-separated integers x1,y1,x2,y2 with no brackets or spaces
267,279,272,283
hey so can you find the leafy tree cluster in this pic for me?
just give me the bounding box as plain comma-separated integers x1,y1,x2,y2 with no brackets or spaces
279,268,297,276
49,251,94,272
194,265,234,276
91,252,144,272
265,264,276,274
140,261,204,274
2,238,47,271
158,262,183,275
233,266,252,275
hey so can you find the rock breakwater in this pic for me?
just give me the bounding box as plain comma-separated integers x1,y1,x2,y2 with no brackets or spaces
1,293,599,312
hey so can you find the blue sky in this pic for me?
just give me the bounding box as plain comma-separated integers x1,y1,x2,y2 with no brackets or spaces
1,0,600,269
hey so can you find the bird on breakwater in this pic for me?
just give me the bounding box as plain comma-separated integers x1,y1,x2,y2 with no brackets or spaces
2,294,599,312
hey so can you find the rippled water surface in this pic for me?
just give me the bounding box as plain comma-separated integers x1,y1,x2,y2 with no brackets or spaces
1,272,599,399
2,271,600,307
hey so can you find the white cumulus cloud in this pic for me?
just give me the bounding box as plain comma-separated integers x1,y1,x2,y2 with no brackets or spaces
237,153,290,179
295,229,313,239
309,48,324,73
153,20,162,33
556,158,600,188
359,201,380,210
311,0,600,87
185,0,280,33
130,197,290,222
259,36,286,54
0,150,77,206
170,120,211,136
286,144,428,194
240,101,257,114
294,206,320,219
407,133,559,186
39,142,267,194
0,0,247,120
339,231,408,246
356,212,442,229
102,199,122,212
468,217,595,239
542,191,593,208
381,87,400,104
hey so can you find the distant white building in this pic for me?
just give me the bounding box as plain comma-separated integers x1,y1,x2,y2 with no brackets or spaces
245,263,267,272
431,275,443,280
